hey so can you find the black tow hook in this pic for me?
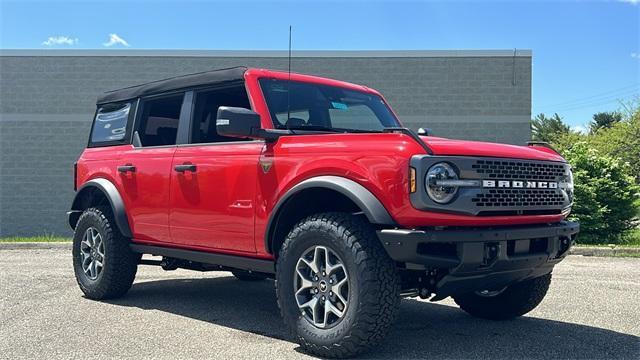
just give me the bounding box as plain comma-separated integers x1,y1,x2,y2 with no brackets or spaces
483,242,500,266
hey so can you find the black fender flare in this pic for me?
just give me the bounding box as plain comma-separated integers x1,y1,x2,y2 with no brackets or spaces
265,175,395,253
69,178,133,238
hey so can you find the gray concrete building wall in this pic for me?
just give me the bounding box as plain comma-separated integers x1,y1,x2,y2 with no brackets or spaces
0,50,532,236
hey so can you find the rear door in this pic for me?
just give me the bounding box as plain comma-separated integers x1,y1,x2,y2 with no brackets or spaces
117,92,187,244
169,85,263,253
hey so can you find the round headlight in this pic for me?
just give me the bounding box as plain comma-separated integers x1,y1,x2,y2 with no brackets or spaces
560,167,574,218
426,162,458,204
560,167,574,201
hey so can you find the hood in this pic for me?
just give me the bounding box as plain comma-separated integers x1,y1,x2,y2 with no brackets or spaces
419,136,565,162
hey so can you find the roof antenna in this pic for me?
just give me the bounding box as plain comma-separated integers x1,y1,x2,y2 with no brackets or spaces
287,25,292,125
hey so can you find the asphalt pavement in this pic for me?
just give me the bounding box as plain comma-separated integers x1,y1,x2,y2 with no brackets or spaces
1,248,638,359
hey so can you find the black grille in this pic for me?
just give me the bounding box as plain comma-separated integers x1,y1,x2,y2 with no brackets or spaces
472,189,564,208
471,160,566,181
409,155,572,216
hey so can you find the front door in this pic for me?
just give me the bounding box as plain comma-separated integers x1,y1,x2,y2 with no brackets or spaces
169,85,262,253
169,142,263,252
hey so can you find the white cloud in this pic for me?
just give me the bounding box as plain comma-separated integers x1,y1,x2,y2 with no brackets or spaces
42,36,78,46
632,52,639,59
103,33,130,47
618,0,639,5
571,125,588,134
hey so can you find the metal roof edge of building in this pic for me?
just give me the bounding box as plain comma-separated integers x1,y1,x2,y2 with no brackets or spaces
0,49,532,58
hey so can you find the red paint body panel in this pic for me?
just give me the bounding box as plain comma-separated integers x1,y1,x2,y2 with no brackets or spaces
117,146,176,243
169,142,263,253
76,68,568,259
421,136,565,162
250,133,565,257
79,145,176,243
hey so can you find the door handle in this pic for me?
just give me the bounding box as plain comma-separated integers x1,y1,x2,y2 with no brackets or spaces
174,164,197,173
117,164,136,173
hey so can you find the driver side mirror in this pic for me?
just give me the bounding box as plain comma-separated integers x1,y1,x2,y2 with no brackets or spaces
216,106,261,139
418,127,432,136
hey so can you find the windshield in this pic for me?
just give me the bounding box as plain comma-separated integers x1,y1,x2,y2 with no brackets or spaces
259,79,400,132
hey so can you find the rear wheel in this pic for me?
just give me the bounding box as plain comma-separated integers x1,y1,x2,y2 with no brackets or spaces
72,206,138,300
276,213,400,358
453,273,552,320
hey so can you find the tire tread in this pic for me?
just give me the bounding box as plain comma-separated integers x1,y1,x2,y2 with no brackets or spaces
276,212,400,358
453,273,552,320
73,206,138,300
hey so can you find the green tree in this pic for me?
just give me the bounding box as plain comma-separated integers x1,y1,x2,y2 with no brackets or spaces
587,107,640,184
560,143,639,244
531,113,570,143
589,111,622,133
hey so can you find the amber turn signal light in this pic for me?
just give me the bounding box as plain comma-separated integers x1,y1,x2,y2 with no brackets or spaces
409,167,417,193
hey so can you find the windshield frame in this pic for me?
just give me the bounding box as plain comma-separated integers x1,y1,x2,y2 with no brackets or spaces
257,77,401,133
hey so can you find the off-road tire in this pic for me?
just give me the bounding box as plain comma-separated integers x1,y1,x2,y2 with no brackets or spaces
276,212,400,358
231,270,269,281
453,273,552,320
72,206,138,300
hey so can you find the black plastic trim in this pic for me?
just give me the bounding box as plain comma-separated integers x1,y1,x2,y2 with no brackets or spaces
69,178,132,238
130,244,275,274
176,90,194,145
265,175,396,253
377,221,579,266
378,221,579,298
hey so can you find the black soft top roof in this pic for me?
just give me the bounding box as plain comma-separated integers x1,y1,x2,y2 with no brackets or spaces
97,66,248,105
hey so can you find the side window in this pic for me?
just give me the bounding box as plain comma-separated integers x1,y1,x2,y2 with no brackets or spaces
191,85,252,144
90,102,131,145
137,94,184,147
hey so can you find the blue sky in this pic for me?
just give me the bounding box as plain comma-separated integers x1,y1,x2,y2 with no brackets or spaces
1,0,638,130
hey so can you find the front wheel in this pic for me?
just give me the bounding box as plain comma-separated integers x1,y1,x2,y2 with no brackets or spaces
453,273,552,320
276,213,400,358
72,206,138,300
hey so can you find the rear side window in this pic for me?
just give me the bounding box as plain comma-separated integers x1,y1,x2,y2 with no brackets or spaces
90,102,131,145
136,94,184,147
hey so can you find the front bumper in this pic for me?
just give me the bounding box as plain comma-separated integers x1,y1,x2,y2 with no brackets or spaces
377,221,579,298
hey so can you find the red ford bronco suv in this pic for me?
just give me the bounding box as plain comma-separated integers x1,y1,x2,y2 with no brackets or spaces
69,67,579,358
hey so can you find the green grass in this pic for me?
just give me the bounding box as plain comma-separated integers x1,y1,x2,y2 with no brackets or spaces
621,228,640,246
612,252,640,258
0,235,71,243
573,228,640,248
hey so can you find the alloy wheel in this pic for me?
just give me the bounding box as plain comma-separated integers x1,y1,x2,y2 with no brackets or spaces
293,245,349,329
80,227,105,280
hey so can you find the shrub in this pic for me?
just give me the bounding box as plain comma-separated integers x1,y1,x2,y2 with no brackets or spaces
559,142,639,244
589,111,640,184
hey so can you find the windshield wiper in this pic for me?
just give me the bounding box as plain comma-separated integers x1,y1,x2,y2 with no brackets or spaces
284,125,344,132
281,125,383,134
